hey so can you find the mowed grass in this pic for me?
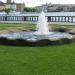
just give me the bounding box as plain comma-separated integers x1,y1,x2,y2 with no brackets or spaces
0,43,75,75
0,23,75,75
0,23,75,31
0,23,36,30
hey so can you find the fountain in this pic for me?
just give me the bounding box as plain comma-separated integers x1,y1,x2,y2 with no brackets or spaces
34,11,50,35
0,11,74,46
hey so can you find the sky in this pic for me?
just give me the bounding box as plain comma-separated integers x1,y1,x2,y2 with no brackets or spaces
0,0,75,7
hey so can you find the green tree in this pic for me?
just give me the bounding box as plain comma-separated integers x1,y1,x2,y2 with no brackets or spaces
24,7,36,12
4,8,11,14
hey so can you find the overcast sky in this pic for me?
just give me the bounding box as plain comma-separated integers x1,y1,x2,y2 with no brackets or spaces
0,0,75,7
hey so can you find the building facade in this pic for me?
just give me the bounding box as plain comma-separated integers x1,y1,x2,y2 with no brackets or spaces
0,1,6,10
16,3,25,12
0,0,25,11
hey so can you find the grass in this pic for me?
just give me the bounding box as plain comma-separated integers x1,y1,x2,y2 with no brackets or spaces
0,23,75,75
0,23,36,31
0,43,75,75
49,24,75,30
0,23,75,31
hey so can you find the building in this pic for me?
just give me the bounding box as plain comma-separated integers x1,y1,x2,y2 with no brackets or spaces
16,3,25,12
0,1,5,10
0,0,25,11
35,3,75,12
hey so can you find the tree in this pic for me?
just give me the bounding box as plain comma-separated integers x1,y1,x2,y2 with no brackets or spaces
2,8,11,21
24,7,36,12
4,8,11,14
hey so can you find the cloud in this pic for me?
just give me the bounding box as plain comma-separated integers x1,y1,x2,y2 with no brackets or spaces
1,0,75,7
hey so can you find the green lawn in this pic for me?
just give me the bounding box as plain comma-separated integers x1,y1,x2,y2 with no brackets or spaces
0,23,75,75
0,23,36,30
50,24,75,30
0,43,75,75
0,23,75,31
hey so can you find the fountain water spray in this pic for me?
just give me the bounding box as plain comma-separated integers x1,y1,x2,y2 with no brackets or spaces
35,11,50,35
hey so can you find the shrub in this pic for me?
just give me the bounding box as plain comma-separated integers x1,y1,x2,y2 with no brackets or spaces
54,26,69,32
0,37,74,46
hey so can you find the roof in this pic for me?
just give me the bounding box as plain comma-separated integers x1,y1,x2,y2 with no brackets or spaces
5,0,16,5
0,1,5,6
